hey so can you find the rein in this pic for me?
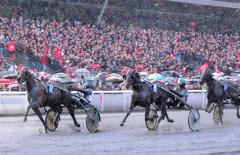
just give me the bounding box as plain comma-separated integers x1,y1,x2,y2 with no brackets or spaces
131,78,143,88
132,83,143,87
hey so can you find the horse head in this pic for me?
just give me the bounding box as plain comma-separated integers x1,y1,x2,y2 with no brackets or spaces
125,70,141,89
17,67,33,84
199,69,213,85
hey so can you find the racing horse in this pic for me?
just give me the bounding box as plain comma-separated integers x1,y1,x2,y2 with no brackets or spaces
17,68,80,133
120,71,175,127
199,67,225,125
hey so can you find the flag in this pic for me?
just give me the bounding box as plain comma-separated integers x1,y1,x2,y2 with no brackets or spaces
43,45,48,55
65,66,70,78
90,64,100,69
7,41,16,52
80,50,87,59
169,52,174,60
134,48,141,56
120,66,131,75
237,53,240,62
197,63,208,72
214,66,221,73
53,47,63,66
191,22,197,32
41,55,47,65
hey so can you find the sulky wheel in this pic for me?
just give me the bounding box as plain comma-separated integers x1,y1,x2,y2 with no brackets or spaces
86,108,100,133
213,106,222,125
45,109,59,132
188,108,200,131
145,109,158,130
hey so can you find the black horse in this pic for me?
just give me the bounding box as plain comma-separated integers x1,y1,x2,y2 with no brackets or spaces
199,68,225,125
120,71,175,127
17,68,80,133
220,81,240,118
153,83,177,123
120,71,153,126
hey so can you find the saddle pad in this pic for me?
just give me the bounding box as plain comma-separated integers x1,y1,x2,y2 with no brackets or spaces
48,84,54,94
152,83,157,93
224,83,229,92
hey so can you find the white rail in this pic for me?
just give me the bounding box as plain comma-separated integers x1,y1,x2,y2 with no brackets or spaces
0,90,207,115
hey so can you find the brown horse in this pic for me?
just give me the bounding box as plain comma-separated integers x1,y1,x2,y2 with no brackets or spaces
17,68,80,133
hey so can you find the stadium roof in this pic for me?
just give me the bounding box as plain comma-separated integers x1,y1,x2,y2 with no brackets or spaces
168,0,240,9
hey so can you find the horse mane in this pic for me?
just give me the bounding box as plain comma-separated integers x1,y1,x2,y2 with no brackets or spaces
23,69,39,92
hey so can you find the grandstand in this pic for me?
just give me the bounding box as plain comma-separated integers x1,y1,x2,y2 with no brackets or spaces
0,0,239,90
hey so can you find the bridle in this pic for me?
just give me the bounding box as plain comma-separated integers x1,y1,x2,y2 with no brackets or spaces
127,73,143,88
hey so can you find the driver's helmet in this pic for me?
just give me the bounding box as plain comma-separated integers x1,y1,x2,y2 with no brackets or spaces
177,78,186,88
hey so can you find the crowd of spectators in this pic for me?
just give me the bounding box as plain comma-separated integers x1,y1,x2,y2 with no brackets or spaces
1,0,240,33
0,0,239,78
1,15,239,75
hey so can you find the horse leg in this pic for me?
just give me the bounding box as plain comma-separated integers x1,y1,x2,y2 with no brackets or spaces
161,100,174,123
218,101,224,125
32,107,48,133
144,105,150,121
23,101,42,122
120,102,135,126
157,105,164,124
67,107,80,127
236,103,240,118
23,104,33,122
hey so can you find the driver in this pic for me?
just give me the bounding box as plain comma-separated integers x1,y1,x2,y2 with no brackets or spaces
68,82,92,108
175,78,188,107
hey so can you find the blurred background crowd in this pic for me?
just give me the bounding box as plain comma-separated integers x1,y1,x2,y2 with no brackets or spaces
0,0,240,91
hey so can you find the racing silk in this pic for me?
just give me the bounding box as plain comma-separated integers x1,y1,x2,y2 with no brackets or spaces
176,88,188,102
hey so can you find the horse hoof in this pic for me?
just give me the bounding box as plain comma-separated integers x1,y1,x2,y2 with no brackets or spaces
219,122,223,126
38,128,48,134
120,123,124,126
168,119,174,123
23,118,27,122
75,123,81,128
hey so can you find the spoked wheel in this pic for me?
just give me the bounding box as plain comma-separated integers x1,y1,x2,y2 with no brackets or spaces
188,109,200,131
145,110,158,130
86,108,100,133
45,109,59,132
213,106,222,125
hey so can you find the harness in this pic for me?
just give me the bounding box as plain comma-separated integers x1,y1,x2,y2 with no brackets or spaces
33,75,55,96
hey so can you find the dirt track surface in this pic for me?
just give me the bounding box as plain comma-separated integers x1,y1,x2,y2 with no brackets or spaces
1,110,240,155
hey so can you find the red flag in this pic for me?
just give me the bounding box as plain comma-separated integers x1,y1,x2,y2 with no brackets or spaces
169,52,174,60
41,55,47,65
237,53,240,62
7,41,16,52
134,48,141,56
214,66,221,73
90,64,100,69
191,22,197,32
120,66,131,75
65,66,70,78
17,64,24,71
176,35,181,43
53,47,63,66
43,45,48,55
197,63,208,72
10,53,15,59
80,50,87,59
